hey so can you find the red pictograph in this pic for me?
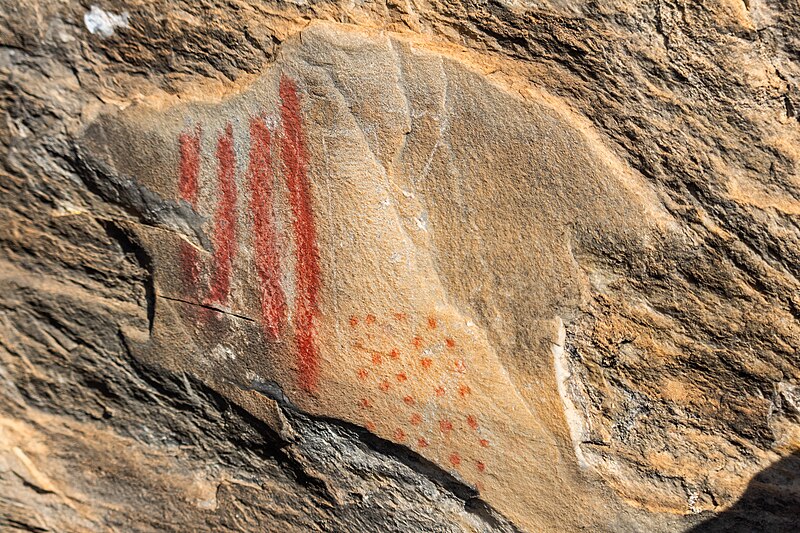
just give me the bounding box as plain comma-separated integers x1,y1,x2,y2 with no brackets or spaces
174,83,493,482
208,124,238,307
178,127,202,293
178,128,201,205
247,117,287,340
174,75,322,394
280,74,322,394
348,312,489,478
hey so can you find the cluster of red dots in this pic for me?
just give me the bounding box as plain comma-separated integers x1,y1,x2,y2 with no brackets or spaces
348,311,489,476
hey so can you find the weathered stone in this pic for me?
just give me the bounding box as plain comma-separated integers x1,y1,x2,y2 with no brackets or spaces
1,1,798,532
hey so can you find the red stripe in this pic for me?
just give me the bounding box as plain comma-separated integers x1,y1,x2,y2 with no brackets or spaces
178,128,201,205
247,117,287,339
208,124,238,307
178,127,201,291
280,75,321,393
178,244,200,291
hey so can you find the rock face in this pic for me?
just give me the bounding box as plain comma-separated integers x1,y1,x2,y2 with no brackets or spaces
1,2,798,532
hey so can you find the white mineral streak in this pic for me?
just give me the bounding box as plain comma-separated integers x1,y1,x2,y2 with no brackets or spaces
84,5,130,38
552,317,589,469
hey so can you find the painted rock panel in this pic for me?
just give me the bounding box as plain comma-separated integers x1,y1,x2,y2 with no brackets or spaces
80,22,675,530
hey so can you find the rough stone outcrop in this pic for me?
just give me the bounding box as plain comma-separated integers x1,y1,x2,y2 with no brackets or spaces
1,1,798,532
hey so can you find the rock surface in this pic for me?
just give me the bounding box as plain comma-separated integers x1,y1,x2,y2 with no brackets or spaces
1,1,798,532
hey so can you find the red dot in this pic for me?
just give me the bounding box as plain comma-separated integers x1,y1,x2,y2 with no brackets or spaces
366,421,376,432
421,358,433,369
459,384,471,397
410,413,422,425
449,453,461,466
412,336,423,349
389,348,400,359
479,439,490,448
358,398,371,408
372,353,382,365
349,315,359,327
476,461,486,472
453,359,466,373
435,386,445,397
445,338,455,348
366,314,376,325
394,428,406,441
418,437,429,448
396,372,408,382
428,316,437,329
439,420,453,433
467,415,479,430
357,368,368,380
379,380,390,392
393,312,407,321
403,395,415,405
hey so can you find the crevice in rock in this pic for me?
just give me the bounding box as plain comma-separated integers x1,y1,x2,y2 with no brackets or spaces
157,294,257,323
98,218,156,333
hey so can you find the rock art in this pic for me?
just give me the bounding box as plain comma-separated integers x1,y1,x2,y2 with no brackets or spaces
79,23,682,530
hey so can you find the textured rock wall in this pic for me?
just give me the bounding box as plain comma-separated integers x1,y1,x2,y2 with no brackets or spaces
1,1,798,532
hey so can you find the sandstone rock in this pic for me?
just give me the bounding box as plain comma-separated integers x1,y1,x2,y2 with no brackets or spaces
1,1,798,532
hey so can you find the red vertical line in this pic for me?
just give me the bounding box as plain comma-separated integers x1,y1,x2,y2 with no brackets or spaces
279,75,321,393
178,127,202,294
247,117,287,339
207,123,238,307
